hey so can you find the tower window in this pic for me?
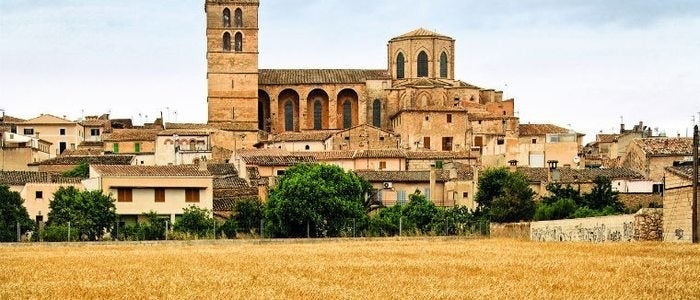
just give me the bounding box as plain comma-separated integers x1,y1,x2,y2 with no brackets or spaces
234,8,243,27
223,32,231,51
284,101,294,131
372,99,381,127
343,100,352,129
396,53,405,79
313,99,322,130
440,52,448,78
223,8,231,27
234,32,243,52
417,51,428,77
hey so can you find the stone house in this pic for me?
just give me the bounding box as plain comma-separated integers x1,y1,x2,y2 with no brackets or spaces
517,124,584,169
155,129,214,166
663,165,699,243
621,137,693,182
0,171,82,224
1,131,51,171
15,114,84,157
206,163,257,218
80,115,111,143
85,165,214,224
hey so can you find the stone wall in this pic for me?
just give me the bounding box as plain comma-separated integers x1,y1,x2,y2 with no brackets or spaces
490,222,530,239
530,209,663,242
619,193,663,210
662,171,696,243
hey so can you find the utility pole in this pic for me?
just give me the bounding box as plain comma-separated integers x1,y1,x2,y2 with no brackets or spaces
692,125,698,243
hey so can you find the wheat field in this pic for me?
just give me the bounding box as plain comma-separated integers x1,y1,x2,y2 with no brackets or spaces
1,238,698,299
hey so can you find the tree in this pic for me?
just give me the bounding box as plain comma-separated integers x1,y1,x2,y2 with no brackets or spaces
0,185,33,242
475,168,535,223
403,190,440,234
583,176,623,211
174,206,216,238
265,163,370,238
47,186,117,241
61,161,89,178
541,183,582,205
233,197,264,234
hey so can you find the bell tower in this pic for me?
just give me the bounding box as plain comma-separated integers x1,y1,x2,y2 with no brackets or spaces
205,0,259,124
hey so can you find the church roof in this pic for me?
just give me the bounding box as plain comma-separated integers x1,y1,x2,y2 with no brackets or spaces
259,69,391,85
390,28,453,41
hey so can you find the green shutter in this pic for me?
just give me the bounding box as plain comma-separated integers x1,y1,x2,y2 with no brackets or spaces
113,143,119,153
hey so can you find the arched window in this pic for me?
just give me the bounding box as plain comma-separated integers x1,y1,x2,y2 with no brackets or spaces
223,8,231,27
234,8,243,27
440,52,448,78
313,100,322,130
417,51,428,77
234,32,243,52
223,32,231,51
372,99,381,127
343,100,352,129
396,53,405,79
284,101,294,131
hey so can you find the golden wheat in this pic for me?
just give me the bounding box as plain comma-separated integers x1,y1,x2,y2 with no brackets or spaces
0,238,698,299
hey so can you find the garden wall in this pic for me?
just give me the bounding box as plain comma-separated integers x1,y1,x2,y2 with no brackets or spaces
530,208,662,242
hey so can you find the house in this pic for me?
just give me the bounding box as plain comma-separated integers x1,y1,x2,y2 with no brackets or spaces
257,130,336,152
583,122,651,168
80,115,111,143
621,137,694,182
406,150,476,170
1,131,52,171
0,171,82,224
517,123,584,168
206,163,258,218
28,155,134,174
326,124,400,151
663,165,699,243
468,110,520,167
155,129,214,165
85,165,214,224
234,148,316,180
302,149,407,171
15,114,84,157
103,129,160,165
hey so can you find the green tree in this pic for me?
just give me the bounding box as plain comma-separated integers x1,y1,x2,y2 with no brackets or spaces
541,183,583,205
583,176,623,211
403,190,440,234
475,168,535,223
265,163,370,238
47,186,117,241
174,206,216,238
0,185,34,242
533,198,578,221
233,197,264,234
62,161,90,178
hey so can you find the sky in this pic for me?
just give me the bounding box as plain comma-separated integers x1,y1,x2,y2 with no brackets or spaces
1,0,700,143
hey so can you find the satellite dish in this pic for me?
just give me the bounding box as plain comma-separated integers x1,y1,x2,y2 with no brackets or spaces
573,156,581,164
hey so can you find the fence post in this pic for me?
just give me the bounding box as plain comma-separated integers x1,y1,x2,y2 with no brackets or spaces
399,217,402,237
165,220,169,240
260,219,264,239
306,221,310,238
17,222,20,242
67,221,71,242
353,218,356,238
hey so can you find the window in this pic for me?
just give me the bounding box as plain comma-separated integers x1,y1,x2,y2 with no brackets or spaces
90,128,100,136
59,128,66,135
397,190,407,205
424,187,431,201
276,170,286,176
439,52,448,78
343,100,352,129
379,161,386,170
223,32,231,51
423,137,431,149
234,32,243,52
313,100,322,130
446,114,452,123
372,99,381,127
532,138,537,144
155,188,165,203
497,138,505,145
652,184,664,195
284,101,294,131
396,53,405,79
474,136,483,147
23,128,34,135
222,8,231,27
417,51,428,77
117,188,133,202
305,145,310,150
462,192,468,198
134,142,141,153
442,137,453,151
234,8,243,27
113,143,119,153
35,191,43,199
185,188,200,203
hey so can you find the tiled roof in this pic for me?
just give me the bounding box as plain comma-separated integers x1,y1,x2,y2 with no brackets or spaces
0,115,25,123
31,155,134,166
92,165,211,177
213,176,251,189
306,150,356,160
22,114,75,124
354,170,460,183
207,163,238,176
238,149,317,166
104,129,160,142
246,166,260,179
80,119,110,127
60,149,104,156
516,167,645,183
213,196,259,212
665,165,699,182
406,151,475,160
354,149,407,158
393,78,452,88
0,171,82,185
259,69,391,85
597,134,621,143
78,141,105,148
164,123,211,129
519,124,571,136
633,138,694,157
390,28,452,41
268,130,338,142
110,119,133,129
158,129,214,136
456,80,482,89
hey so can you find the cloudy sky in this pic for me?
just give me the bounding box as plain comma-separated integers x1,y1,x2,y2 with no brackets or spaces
1,0,699,142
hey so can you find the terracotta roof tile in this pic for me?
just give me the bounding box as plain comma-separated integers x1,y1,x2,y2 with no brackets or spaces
0,171,82,185
665,165,699,182
259,69,391,85
597,134,621,143
633,137,694,156
61,148,104,156
354,170,459,183
104,129,160,142
92,165,211,177
354,149,407,158
31,155,134,166
238,149,316,166
207,163,238,176
519,124,571,136
390,28,452,41
516,167,645,183
406,151,474,160
269,130,338,142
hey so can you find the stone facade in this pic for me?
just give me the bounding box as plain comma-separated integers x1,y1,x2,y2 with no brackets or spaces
634,208,663,241
530,209,663,242
663,166,698,243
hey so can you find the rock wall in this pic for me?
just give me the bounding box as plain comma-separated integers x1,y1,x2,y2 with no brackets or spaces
530,209,662,242
634,208,663,241
490,222,530,239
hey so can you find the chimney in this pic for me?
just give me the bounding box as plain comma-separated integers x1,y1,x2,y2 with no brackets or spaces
508,159,518,172
198,158,208,172
620,123,625,134
547,160,559,182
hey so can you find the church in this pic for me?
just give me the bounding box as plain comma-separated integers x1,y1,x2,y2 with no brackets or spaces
205,0,522,165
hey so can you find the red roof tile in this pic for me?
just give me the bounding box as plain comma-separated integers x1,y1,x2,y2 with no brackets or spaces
93,165,211,177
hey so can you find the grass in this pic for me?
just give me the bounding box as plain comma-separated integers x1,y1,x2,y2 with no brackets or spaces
1,238,699,299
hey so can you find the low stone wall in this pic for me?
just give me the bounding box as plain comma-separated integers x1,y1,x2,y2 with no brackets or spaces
530,209,663,242
619,193,663,210
490,222,530,239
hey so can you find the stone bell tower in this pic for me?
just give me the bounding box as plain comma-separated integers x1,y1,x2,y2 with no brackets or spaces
205,0,259,124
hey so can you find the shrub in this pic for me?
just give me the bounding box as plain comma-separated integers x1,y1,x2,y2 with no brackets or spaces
533,198,578,221
174,206,215,238
220,217,238,239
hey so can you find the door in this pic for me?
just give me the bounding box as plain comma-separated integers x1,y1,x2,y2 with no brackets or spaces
59,142,66,154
